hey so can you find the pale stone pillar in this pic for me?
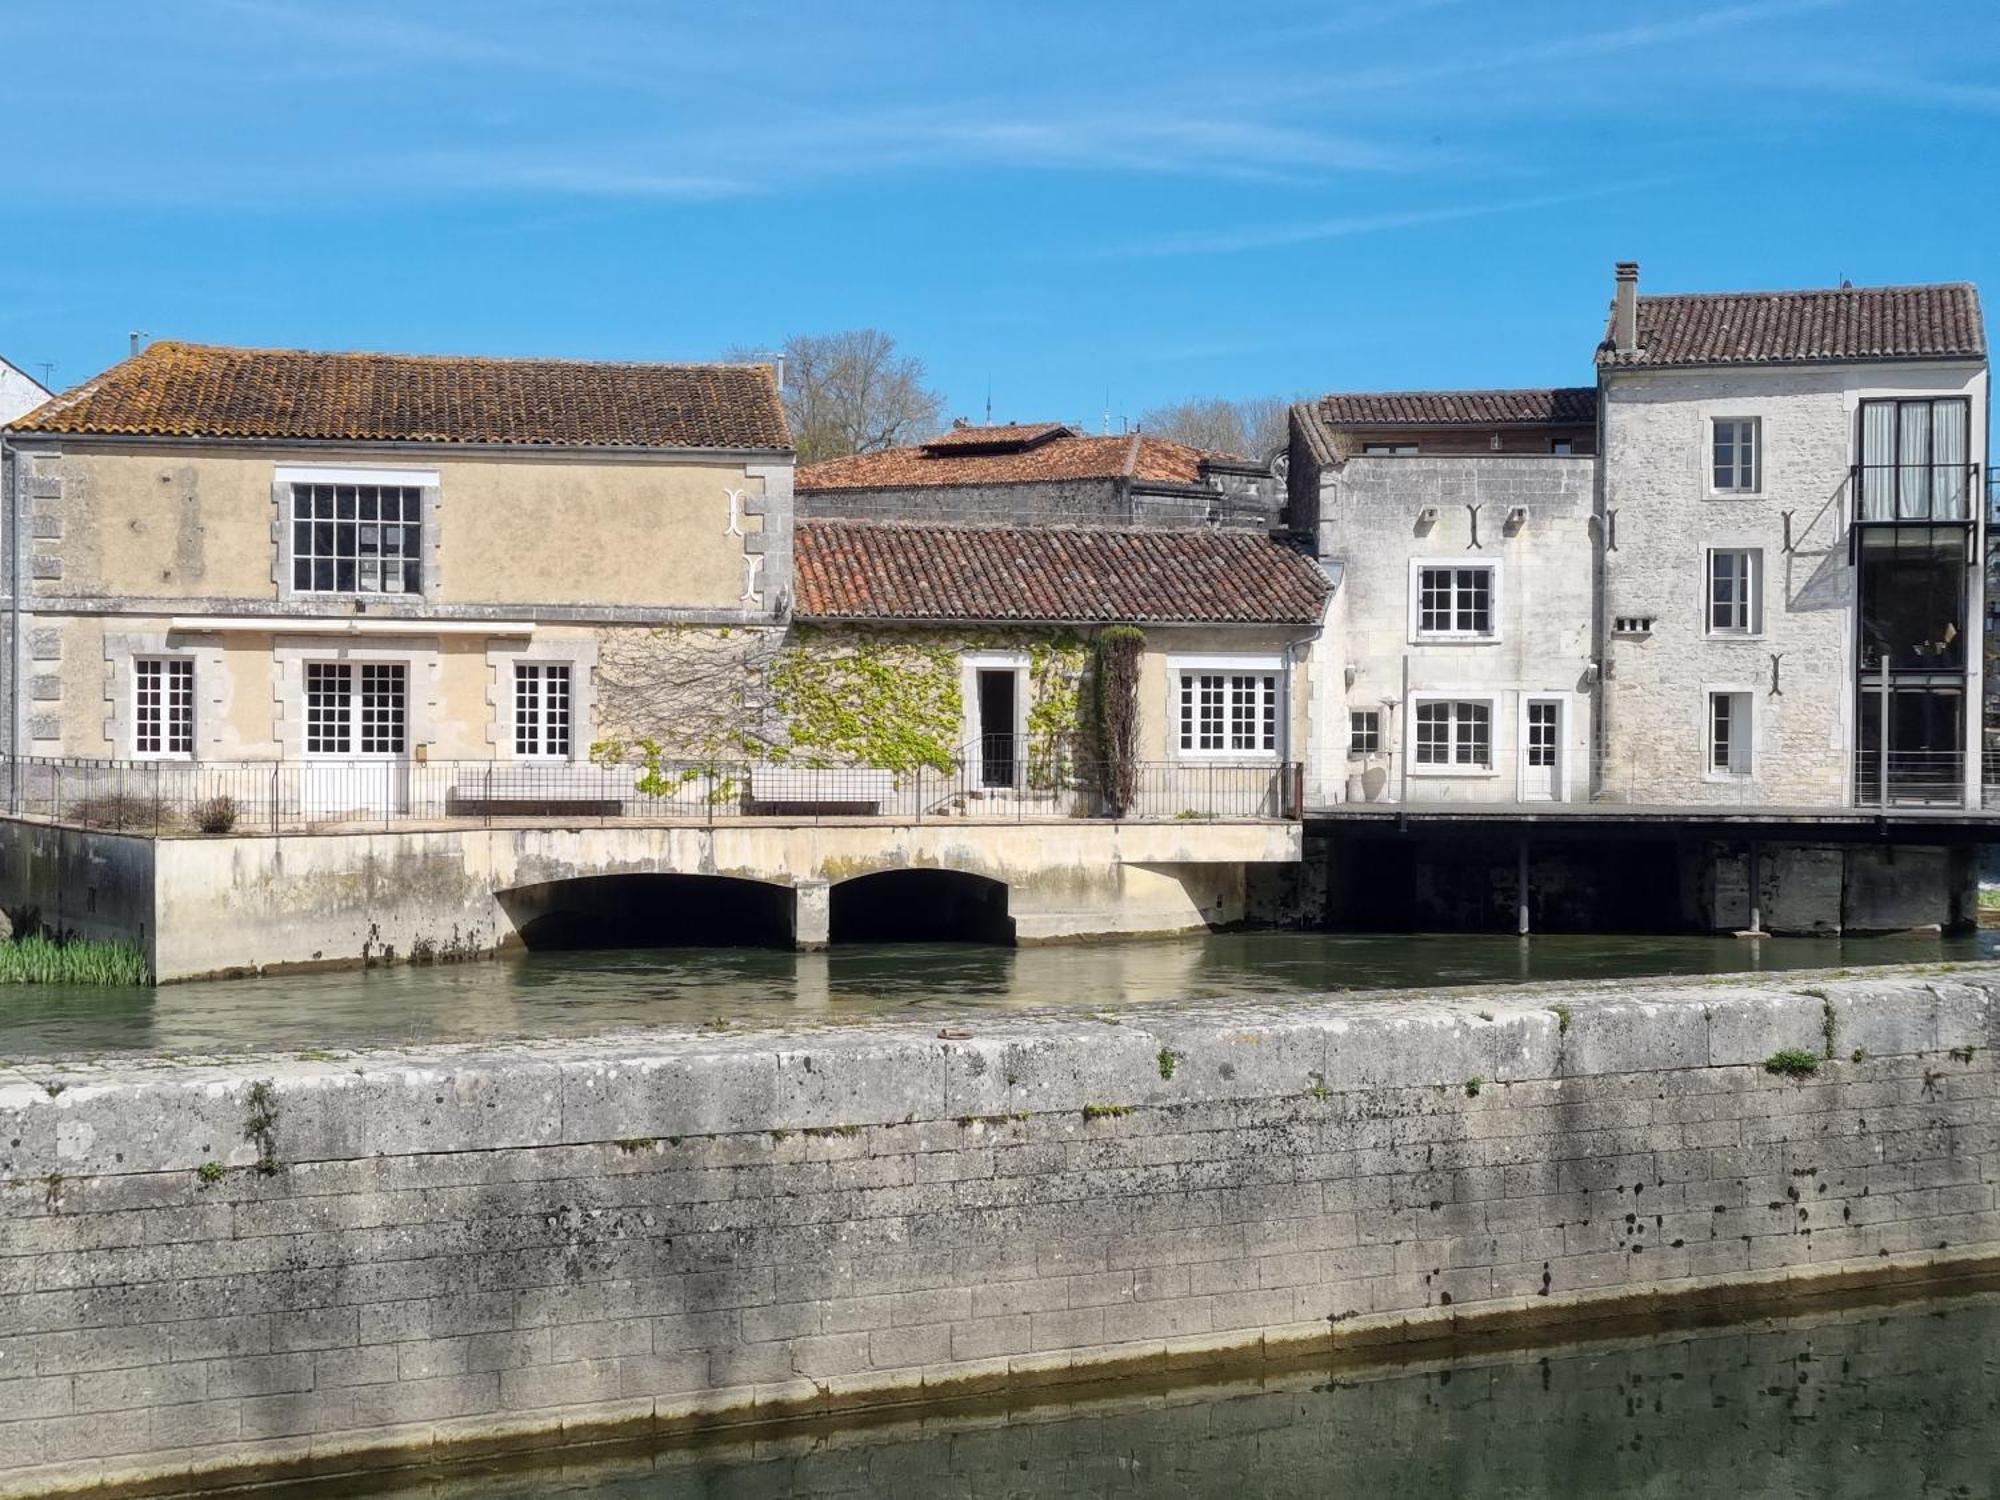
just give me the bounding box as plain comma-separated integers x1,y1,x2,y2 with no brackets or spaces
794,880,831,951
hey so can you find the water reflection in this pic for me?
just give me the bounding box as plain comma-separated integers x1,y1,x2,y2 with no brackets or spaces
1,927,1993,1060
273,1290,2000,1499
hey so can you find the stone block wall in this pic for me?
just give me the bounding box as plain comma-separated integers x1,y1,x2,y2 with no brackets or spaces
1,971,1996,1495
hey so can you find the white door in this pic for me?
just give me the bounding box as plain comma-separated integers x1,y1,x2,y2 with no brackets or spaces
300,661,411,819
1522,698,1562,801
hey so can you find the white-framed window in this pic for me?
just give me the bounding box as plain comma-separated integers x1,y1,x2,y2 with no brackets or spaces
1711,418,1760,494
1413,699,1492,770
134,658,194,758
1363,442,1419,456
1412,563,1497,640
1177,670,1279,757
282,468,430,595
1708,691,1752,776
1551,438,1575,456
1349,709,1381,755
305,662,407,756
514,663,573,759
1706,548,1762,635
1525,700,1558,767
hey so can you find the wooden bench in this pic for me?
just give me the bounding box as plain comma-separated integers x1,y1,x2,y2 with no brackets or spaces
747,766,897,813
444,793,624,819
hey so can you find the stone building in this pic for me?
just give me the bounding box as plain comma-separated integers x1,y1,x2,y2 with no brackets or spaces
1599,267,1988,810
797,420,1279,530
1289,389,1599,807
0,340,1326,972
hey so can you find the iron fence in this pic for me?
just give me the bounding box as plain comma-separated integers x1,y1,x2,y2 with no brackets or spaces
0,753,1301,835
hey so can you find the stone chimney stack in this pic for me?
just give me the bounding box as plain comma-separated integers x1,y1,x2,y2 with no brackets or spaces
1613,262,1640,355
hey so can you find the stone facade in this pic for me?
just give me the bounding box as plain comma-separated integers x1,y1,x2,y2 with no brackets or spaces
1600,359,1989,807
1307,455,1596,806
0,969,1994,1495
798,476,1278,531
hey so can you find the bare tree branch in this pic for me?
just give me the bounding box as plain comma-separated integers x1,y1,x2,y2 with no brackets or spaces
1136,395,1290,464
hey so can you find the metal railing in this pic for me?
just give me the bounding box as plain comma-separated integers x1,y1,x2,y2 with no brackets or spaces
0,753,1302,835
1323,748,1995,812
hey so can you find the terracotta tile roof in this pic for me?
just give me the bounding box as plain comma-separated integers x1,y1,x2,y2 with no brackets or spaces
1598,282,1985,369
795,520,1329,625
797,429,1211,491
1310,388,1597,428
7,340,791,450
921,421,1072,452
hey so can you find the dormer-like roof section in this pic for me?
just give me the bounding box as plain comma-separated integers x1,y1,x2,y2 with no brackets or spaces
7,341,793,450
798,428,1216,492
1597,282,1985,370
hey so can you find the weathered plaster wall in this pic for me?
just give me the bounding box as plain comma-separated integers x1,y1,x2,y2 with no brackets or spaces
17,443,778,612
1599,360,1988,807
0,971,1993,1496
0,819,155,960
129,818,1301,978
1312,455,1596,804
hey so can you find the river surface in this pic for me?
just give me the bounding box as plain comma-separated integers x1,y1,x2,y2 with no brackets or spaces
2,928,1994,1058
266,1289,2000,1499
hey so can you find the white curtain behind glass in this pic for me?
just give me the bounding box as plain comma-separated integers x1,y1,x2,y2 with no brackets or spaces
1932,399,1968,519
1860,403,1897,520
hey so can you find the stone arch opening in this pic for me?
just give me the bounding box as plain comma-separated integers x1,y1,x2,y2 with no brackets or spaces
499,873,795,951
829,869,1015,945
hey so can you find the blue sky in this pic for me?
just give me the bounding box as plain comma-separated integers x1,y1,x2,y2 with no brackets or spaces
6,0,1997,427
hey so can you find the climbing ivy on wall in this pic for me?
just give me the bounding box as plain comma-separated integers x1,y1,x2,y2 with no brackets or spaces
593,624,1094,779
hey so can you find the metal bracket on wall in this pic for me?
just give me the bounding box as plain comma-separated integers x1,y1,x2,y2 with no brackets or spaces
1769,651,1784,696
1466,503,1482,550
1781,510,1795,554
1605,508,1617,552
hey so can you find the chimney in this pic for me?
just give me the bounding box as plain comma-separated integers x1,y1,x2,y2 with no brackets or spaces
1612,262,1639,355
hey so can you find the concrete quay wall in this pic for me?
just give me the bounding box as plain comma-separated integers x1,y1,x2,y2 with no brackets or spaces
2,969,1997,1495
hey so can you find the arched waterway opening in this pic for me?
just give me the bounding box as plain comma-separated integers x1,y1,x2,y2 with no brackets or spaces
829,869,1015,945
500,874,795,951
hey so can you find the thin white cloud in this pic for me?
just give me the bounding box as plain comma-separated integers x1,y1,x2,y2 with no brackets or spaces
1071,185,1646,260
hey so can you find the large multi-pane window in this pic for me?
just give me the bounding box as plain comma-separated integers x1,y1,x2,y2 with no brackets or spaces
1857,397,1971,521
1415,566,1495,638
1413,700,1491,768
514,664,573,758
291,482,424,594
1707,548,1761,635
134,659,194,757
1711,418,1760,493
305,662,407,755
1177,672,1278,756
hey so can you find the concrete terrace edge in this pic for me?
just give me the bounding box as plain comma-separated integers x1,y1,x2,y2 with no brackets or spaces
1,964,1996,1497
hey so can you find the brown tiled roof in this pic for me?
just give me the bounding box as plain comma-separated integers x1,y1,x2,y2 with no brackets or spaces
8,340,791,450
1311,388,1597,427
797,429,1211,491
1598,283,1985,369
922,421,1072,452
795,520,1328,625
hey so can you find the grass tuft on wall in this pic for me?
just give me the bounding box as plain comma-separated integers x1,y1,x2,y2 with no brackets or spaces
0,935,151,986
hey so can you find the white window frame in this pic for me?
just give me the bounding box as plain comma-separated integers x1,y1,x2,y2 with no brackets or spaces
1710,417,1761,495
133,657,195,760
1705,547,1763,637
304,660,409,759
1703,687,1756,780
1349,708,1381,756
513,662,574,760
276,464,438,602
1407,694,1498,776
1170,653,1283,762
1517,695,1567,800
1408,560,1500,643
1362,442,1419,456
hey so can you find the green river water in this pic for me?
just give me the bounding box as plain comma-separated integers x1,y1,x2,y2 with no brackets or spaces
2,928,1993,1058
269,1289,2000,1498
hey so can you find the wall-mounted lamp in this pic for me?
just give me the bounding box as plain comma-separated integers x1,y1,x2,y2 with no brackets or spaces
1582,661,1601,686
1415,506,1439,535
1505,506,1529,535
1343,665,1358,688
